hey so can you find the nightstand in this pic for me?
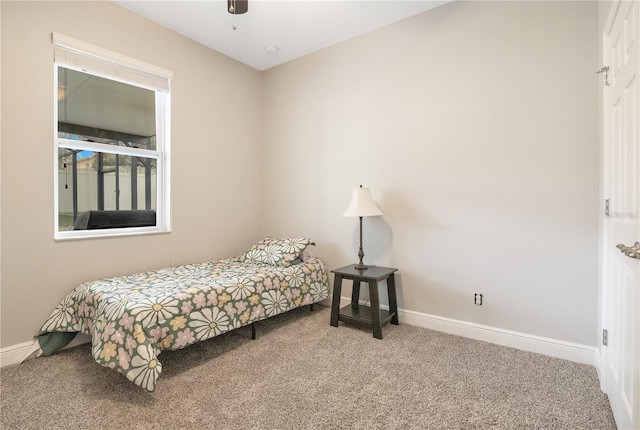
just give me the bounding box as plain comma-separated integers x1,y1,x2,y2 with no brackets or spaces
329,264,398,339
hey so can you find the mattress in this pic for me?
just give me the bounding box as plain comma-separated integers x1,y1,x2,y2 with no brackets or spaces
37,245,329,392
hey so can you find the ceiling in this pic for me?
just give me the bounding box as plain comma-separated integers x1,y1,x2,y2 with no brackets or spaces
113,0,451,71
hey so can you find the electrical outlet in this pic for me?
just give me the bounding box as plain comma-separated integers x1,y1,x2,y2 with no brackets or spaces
474,293,483,305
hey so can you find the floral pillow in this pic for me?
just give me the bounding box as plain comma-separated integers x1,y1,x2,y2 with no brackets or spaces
241,237,312,267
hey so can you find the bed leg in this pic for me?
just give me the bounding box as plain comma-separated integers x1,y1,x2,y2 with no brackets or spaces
310,303,314,312
251,323,256,340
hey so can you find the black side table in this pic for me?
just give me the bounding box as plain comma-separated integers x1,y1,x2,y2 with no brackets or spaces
329,265,399,339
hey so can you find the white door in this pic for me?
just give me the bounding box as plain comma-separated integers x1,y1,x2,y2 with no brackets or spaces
602,1,640,429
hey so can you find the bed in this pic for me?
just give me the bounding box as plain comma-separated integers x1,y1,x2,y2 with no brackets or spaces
36,237,329,392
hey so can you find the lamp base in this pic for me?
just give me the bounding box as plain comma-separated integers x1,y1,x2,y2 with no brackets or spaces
354,263,376,271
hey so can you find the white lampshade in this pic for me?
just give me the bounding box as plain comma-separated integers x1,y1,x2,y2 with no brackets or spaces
343,186,383,217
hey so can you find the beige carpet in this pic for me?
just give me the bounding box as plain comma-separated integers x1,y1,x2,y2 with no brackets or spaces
1,306,615,429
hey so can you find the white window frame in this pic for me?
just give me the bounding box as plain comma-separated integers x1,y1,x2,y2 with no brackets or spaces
53,33,172,240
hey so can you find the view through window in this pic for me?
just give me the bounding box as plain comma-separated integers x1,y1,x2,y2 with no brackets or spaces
54,35,171,238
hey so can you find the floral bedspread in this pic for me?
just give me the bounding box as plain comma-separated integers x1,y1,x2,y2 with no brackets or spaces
38,255,329,392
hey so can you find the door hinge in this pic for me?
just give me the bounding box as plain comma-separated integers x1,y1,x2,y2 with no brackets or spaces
602,329,608,346
597,66,610,86
605,199,610,216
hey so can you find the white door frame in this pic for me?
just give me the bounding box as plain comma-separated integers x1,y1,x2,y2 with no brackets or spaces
600,1,640,429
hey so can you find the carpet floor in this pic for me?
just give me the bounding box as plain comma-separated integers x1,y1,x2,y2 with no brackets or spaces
1,306,615,429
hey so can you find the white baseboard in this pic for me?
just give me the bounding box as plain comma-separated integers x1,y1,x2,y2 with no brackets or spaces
3,302,596,368
0,333,92,368
339,298,596,366
0,341,37,367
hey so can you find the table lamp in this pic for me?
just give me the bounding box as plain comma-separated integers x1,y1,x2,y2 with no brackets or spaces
343,185,383,270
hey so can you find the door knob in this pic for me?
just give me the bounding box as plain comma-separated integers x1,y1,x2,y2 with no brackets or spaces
616,242,640,259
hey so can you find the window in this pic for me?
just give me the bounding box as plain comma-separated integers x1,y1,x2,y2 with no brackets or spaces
53,34,172,239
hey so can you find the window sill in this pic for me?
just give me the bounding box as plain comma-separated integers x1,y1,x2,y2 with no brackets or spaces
54,227,171,241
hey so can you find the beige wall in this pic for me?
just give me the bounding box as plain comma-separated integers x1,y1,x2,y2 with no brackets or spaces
0,1,265,347
1,1,601,350
262,1,600,345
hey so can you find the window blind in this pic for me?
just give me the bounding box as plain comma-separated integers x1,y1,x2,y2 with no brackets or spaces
52,33,172,92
